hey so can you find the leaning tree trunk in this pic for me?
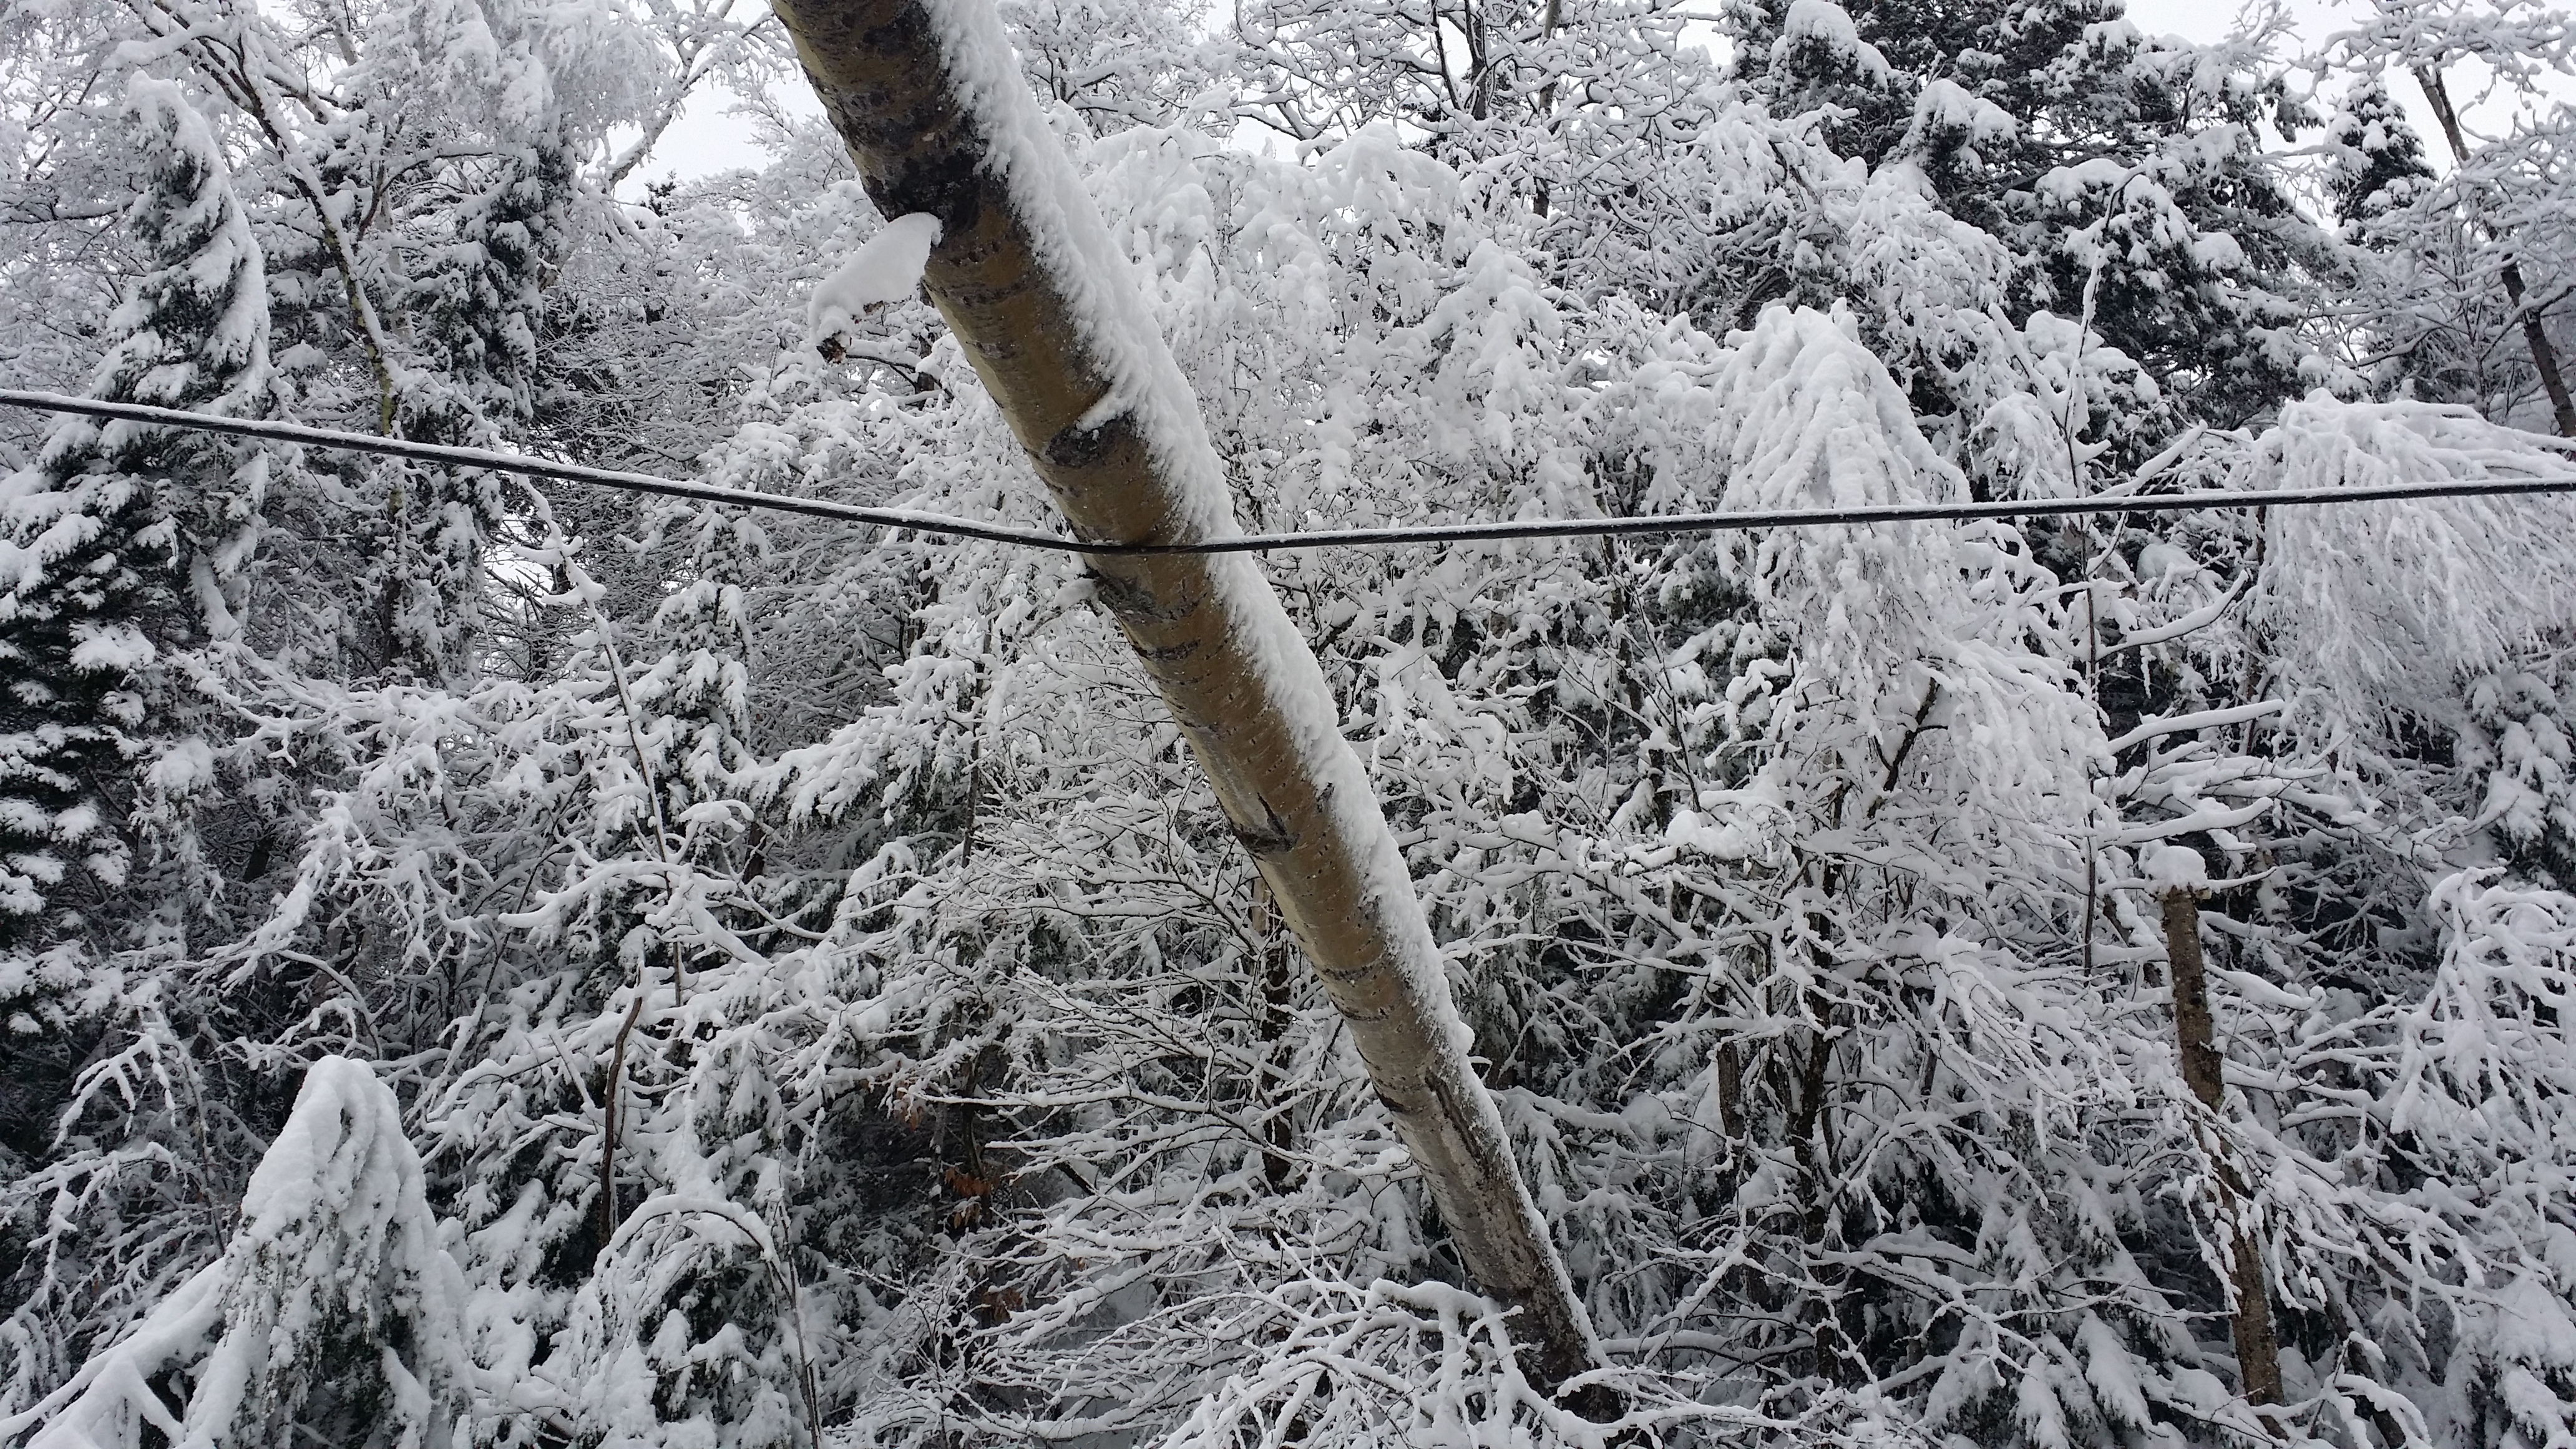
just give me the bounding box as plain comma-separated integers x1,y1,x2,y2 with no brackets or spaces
766,0,1601,1393
2416,65,2576,439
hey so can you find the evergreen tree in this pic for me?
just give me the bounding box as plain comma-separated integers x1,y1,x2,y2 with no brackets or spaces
0,73,274,984
17,1058,467,1449
381,141,581,680
2324,79,2437,246
2321,0,2576,432
0,76,305,1410
1722,0,2334,429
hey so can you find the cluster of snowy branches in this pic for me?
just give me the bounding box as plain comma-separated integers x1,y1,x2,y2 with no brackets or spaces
7,0,2576,1443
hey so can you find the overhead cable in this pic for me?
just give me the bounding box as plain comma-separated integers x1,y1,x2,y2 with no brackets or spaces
9,389,2576,556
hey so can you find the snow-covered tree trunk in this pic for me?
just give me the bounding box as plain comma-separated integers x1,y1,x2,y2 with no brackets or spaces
766,0,1603,1395
2153,856,2284,1416
2413,65,2576,437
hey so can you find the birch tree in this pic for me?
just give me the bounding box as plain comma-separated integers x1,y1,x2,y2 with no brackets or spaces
10,0,2576,1443
763,0,1603,1393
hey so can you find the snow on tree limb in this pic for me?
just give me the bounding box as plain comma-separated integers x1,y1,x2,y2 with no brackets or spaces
766,0,1603,1394
10,1058,464,1449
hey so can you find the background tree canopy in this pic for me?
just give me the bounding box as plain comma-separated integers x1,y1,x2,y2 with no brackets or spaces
6,0,2576,1442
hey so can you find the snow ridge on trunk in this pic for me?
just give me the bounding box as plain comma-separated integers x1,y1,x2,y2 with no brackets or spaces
764,0,1602,1392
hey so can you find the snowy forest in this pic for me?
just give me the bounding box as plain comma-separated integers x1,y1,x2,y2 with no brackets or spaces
9,0,2576,1439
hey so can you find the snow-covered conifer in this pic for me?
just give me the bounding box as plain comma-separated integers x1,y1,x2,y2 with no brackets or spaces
9,1056,466,1449
0,76,276,950
2321,0,2576,432
1725,0,2335,428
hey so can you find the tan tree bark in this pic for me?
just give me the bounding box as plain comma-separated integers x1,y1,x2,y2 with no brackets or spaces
2160,886,2286,1417
766,0,1602,1392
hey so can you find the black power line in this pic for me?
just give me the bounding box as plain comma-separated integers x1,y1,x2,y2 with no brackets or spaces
9,388,2576,555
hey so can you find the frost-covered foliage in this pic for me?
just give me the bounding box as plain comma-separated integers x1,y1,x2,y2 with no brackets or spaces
2318,0,2576,432
1721,0,2343,432
7,1056,466,1449
10,0,2576,1443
